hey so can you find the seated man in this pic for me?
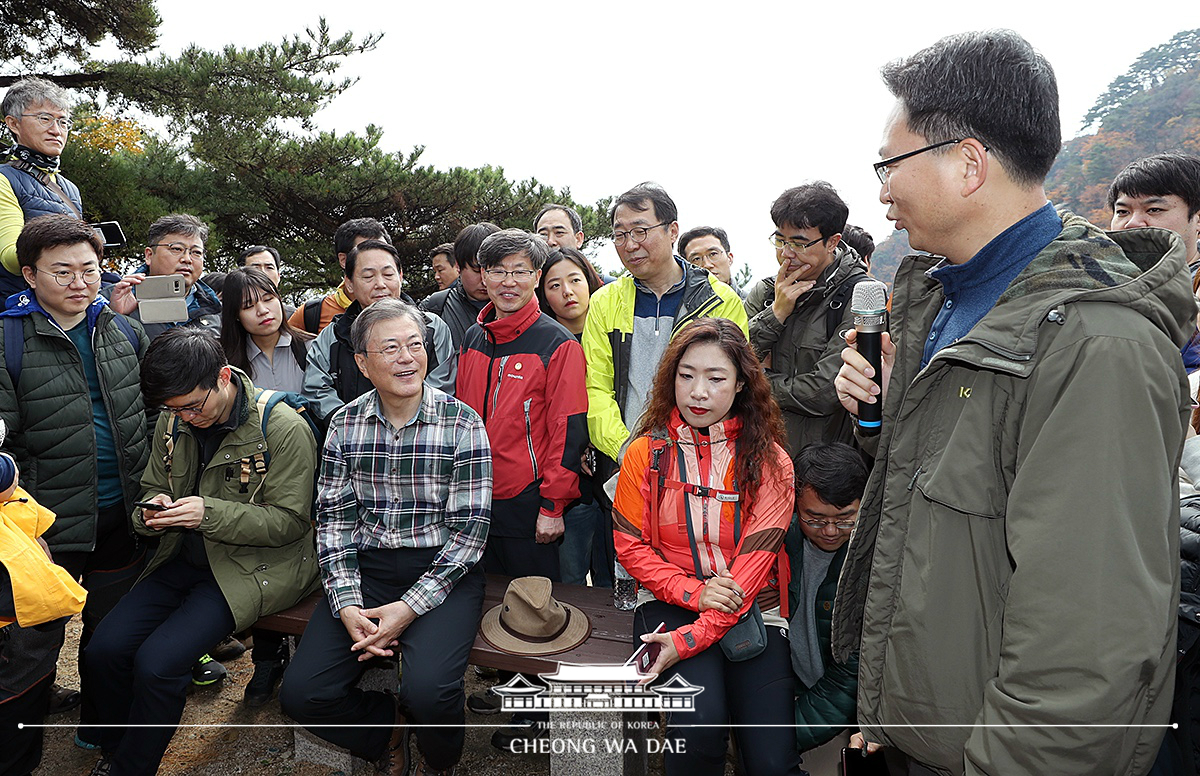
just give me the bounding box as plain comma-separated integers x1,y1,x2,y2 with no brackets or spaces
785,442,866,755
281,299,491,776
82,328,319,776
303,239,454,420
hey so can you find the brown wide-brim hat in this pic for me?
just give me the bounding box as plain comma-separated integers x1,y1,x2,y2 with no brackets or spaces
480,576,592,656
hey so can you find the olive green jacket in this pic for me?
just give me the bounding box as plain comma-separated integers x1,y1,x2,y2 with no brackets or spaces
135,368,319,631
0,302,150,552
832,213,1193,775
745,245,868,455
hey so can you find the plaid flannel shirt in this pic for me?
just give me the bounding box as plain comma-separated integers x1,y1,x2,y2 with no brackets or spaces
316,387,491,616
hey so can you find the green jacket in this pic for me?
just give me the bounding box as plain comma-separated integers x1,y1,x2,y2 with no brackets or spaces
745,245,868,455
583,264,748,462
135,368,319,631
784,525,857,752
0,303,150,552
831,213,1192,775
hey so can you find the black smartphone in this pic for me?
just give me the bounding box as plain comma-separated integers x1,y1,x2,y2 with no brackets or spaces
135,500,166,512
90,221,126,249
627,622,667,675
841,747,890,776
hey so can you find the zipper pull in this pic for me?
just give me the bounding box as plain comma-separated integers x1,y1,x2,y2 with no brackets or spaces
907,466,922,491
1046,308,1065,325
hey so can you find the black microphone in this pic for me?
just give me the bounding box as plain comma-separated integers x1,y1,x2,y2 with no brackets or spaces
851,280,889,436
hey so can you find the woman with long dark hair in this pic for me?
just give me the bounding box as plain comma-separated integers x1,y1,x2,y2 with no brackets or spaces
219,268,313,394
613,317,803,775
216,267,313,706
536,246,603,337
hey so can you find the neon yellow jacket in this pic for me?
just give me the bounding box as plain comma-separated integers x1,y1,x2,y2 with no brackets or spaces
1,487,86,628
582,266,748,462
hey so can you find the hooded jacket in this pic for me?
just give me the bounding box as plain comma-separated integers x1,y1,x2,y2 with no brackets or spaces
831,213,1193,776
456,296,587,531
0,293,150,552
612,412,794,660
744,244,868,454
583,264,748,463
135,367,319,631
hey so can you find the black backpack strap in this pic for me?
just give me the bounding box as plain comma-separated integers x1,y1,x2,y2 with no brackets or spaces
3,317,23,386
302,298,322,334
825,273,869,341
111,314,141,356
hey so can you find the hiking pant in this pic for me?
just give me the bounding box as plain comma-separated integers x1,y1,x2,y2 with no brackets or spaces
280,547,484,770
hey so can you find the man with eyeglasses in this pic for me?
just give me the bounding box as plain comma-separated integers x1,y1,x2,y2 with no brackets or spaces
0,77,84,298
782,442,866,765
679,225,741,296
832,31,1190,774
744,183,868,456
455,229,587,750
0,214,151,734
303,239,454,421
108,213,222,341
583,182,746,494
83,326,318,776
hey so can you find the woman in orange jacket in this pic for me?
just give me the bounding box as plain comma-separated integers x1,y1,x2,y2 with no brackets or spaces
613,318,804,776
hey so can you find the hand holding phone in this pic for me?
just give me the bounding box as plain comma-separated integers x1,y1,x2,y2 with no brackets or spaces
626,622,667,675
135,500,166,512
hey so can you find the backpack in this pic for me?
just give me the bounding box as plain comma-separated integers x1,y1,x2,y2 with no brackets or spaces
3,313,140,386
301,298,323,334
823,273,871,341
162,387,322,500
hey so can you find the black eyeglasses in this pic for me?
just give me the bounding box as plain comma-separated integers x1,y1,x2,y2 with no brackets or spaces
157,387,213,417
768,234,823,252
612,222,669,247
873,139,963,185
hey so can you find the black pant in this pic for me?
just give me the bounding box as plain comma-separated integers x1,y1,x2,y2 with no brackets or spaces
83,558,236,776
280,547,485,770
636,600,804,776
54,501,146,738
0,671,54,776
485,484,561,581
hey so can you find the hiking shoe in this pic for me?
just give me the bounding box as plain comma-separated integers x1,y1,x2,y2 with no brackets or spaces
473,665,499,679
191,654,227,687
465,687,503,715
243,659,286,707
74,733,101,750
374,696,411,776
47,682,82,715
413,757,457,776
490,719,548,752
210,635,247,662
87,756,112,776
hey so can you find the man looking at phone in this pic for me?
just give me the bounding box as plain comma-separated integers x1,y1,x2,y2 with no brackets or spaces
83,327,319,776
108,213,222,341
0,214,151,734
785,442,866,758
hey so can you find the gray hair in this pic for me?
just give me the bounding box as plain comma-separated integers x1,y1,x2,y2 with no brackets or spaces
477,229,550,271
148,213,210,246
1,77,73,121
350,298,429,356
533,204,583,235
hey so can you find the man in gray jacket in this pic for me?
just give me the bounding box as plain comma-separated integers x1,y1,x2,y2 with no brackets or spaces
834,30,1191,775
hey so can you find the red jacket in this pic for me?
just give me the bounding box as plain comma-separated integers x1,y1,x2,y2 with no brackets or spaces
456,296,588,525
613,412,794,660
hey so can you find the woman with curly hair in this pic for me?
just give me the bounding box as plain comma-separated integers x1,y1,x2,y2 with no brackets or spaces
612,317,803,775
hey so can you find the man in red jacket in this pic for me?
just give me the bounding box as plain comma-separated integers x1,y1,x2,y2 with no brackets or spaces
454,228,588,749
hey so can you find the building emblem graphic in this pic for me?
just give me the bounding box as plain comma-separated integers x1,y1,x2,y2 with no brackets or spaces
492,663,703,713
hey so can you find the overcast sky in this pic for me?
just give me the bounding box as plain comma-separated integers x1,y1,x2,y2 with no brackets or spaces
150,1,1191,279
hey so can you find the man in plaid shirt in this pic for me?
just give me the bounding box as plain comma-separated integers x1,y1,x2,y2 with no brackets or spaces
280,299,491,776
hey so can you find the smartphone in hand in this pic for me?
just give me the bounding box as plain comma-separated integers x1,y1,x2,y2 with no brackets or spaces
626,622,667,675
135,500,166,512
841,747,890,776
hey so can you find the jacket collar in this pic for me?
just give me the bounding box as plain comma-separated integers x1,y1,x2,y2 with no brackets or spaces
0,287,111,332
477,295,542,344
667,408,742,446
